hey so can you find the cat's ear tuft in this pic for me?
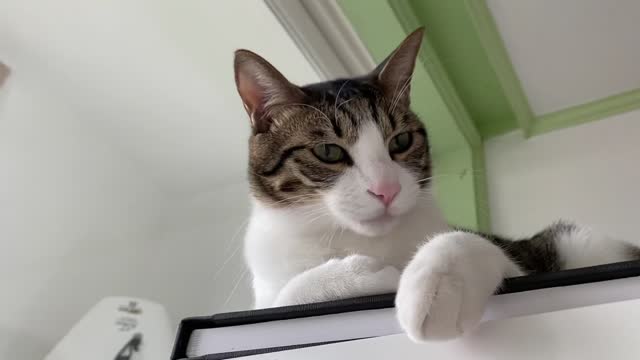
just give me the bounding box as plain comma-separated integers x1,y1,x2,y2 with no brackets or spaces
234,50,305,133
371,27,424,108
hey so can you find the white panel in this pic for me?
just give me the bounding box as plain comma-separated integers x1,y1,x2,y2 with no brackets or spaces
487,0,640,115
485,109,640,239
0,73,168,359
0,1,306,357
0,72,252,356
251,298,640,359
188,276,640,357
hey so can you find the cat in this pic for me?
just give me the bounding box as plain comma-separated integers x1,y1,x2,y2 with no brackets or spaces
234,27,639,342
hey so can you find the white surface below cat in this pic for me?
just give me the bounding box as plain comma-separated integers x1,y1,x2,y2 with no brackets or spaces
249,296,640,359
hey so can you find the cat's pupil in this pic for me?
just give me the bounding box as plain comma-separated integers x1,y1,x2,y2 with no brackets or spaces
389,132,413,154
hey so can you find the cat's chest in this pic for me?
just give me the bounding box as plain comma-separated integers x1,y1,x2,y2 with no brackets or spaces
247,200,450,275
323,229,422,269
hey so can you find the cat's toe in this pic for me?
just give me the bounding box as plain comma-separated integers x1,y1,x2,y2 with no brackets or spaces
396,269,470,341
339,255,400,293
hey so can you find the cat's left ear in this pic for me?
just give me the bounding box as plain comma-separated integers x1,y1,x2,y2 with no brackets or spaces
371,27,424,108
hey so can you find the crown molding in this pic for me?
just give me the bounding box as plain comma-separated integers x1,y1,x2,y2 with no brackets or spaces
264,0,375,80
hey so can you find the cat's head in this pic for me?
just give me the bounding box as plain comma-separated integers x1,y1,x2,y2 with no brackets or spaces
234,28,430,236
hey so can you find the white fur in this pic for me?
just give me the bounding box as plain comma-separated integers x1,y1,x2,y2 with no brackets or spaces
245,192,449,309
243,121,635,341
274,255,400,307
395,232,522,341
555,226,637,269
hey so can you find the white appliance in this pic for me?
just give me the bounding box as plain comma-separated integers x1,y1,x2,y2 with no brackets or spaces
45,297,173,360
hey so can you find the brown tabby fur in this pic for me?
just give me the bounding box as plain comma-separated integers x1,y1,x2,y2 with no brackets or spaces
247,78,430,206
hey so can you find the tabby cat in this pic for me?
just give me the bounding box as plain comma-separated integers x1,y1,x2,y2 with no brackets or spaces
235,28,638,341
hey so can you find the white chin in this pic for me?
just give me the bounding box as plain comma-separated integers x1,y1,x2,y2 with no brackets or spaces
348,216,399,237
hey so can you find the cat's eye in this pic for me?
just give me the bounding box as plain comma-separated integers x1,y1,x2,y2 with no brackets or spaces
389,132,413,154
312,144,346,163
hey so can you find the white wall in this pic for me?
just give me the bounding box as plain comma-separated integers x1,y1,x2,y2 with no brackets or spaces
154,182,253,321
485,110,640,242
0,0,320,196
0,73,168,359
0,1,321,357
0,70,254,358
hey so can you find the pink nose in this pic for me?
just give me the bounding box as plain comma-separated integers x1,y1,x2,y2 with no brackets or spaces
368,182,401,206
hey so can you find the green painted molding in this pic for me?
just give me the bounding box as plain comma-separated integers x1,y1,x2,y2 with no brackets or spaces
406,0,520,138
388,0,482,149
341,0,637,144
471,144,490,230
462,0,638,138
464,0,535,137
339,0,490,231
531,89,640,136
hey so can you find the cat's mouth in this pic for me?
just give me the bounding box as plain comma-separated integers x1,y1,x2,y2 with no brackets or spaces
351,212,400,237
360,213,395,225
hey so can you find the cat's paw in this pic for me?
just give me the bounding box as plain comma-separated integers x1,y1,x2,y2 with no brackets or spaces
274,255,400,307
396,232,520,342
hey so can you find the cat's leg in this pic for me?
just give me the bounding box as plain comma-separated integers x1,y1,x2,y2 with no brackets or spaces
396,222,640,342
396,231,522,341
490,222,639,271
273,255,400,307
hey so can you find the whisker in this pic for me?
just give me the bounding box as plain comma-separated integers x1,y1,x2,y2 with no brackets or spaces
338,225,346,241
272,193,319,206
280,103,332,124
390,75,413,113
220,217,250,255
334,80,350,120
211,240,243,282
415,170,489,185
220,267,248,310
326,224,339,250
324,225,335,249
319,228,331,248
298,207,329,219
337,98,354,109
301,211,330,227
329,224,344,250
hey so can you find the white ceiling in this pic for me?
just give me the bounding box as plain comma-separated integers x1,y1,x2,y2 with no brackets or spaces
0,0,320,195
488,0,640,116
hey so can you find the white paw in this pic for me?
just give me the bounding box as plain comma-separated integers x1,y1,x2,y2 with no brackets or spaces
396,232,520,341
274,255,400,306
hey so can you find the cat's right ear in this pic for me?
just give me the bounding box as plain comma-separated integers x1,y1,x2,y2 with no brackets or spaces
370,27,424,109
234,50,305,133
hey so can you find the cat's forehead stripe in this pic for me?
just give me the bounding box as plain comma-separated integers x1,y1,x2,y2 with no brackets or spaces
352,122,388,163
330,114,343,138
